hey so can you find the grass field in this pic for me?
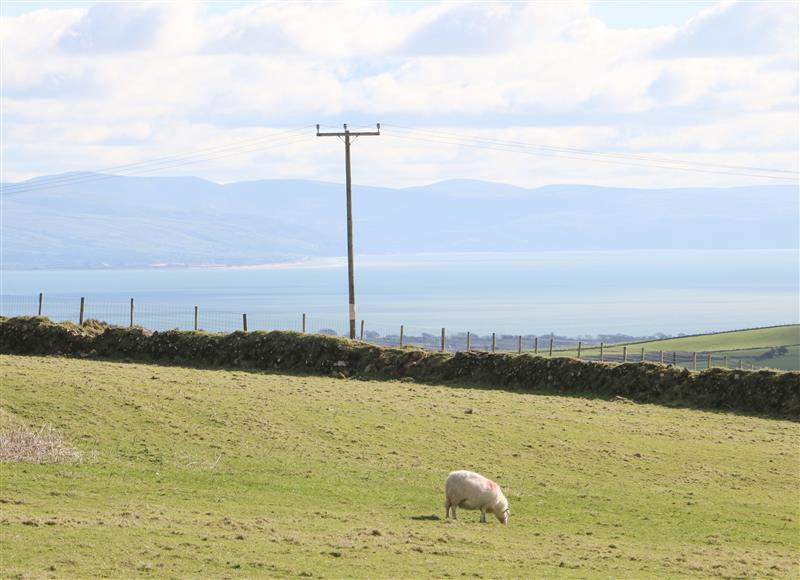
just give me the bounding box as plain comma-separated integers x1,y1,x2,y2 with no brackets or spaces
1,355,798,578
553,325,800,371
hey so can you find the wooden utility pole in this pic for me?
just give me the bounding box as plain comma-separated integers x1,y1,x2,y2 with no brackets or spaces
316,123,381,339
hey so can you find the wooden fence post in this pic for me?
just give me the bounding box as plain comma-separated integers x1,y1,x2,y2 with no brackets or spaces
623,345,627,363
640,347,645,362
194,306,198,331
549,337,553,357
492,333,496,353
672,351,677,366
517,335,522,354
738,359,742,370
723,356,728,369
400,325,404,347
129,298,134,328
534,337,539,354
466,331,471,352
441,328,446,352
242,313,248,332
600,342,604,362
577,341,582,360
659,350,664,364
360,320,365,340
302,313,306,333
692,352,697,371
79,297,85,325
707,353,712,369
38,292,43,316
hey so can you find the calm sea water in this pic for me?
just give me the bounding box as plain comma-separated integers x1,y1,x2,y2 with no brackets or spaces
1,250,797,337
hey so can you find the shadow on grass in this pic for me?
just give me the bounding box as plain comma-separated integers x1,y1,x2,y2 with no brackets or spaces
411,515,441,521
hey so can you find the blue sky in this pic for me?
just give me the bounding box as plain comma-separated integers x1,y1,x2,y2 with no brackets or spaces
2,1,797,188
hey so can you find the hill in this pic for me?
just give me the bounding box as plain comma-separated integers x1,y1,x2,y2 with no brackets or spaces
554,325,800,371
2,174,797,268
1,355,798,578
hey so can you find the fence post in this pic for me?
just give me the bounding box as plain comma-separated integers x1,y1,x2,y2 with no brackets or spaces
360,320,365,340
79,297,85,325
707,353,712,369
659,350,664,364
640,347,645,362
400,325,404,347
38,292,43,316
517,335,522,354
623,345,627,363
577,341,582,360
693,352,697,371
492,333,496,353
672,351,677,366
723,356,728,369
441,328,446,352
194,306,198,331
129,298,134,328
242,313,248,332
466,331,471,352
534,336,539,354
302,313,306,333
549,337,553,357
600,342,604,362
738,359,742,370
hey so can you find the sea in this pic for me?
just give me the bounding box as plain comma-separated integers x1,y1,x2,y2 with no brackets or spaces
1,250,798,338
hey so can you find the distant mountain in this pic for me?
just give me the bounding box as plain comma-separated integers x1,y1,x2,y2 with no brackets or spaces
2,173,797,269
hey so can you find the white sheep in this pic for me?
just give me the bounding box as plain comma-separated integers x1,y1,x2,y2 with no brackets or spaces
445,470,510,524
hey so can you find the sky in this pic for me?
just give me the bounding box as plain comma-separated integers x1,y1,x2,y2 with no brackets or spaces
2,0,798,188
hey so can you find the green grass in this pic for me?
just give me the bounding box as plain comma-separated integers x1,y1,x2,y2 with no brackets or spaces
550,325,800,370
1,355,798,579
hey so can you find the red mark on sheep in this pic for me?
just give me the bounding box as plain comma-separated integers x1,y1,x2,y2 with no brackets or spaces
487,480,498,491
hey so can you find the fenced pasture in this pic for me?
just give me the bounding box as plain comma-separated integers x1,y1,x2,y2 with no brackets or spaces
2,293,798,371
1,355,798,578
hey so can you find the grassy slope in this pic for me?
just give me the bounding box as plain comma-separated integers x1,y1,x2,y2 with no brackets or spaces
1,355,798,579
550,325,800,370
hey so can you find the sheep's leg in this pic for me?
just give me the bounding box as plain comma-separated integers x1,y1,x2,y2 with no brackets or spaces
480,508,487,523
444,498,451,519
451,504,458,520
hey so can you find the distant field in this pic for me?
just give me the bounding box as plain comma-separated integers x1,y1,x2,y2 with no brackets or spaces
1,356,798,578
552,325,800,371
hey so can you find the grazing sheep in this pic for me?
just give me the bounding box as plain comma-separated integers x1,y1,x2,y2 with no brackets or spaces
445,470,510,524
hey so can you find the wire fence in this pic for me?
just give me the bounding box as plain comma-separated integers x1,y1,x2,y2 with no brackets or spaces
1,293,793,372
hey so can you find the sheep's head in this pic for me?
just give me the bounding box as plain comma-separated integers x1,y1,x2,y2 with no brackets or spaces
495,502,510,524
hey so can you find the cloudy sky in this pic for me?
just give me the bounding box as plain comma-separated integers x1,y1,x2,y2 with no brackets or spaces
2,0,798,188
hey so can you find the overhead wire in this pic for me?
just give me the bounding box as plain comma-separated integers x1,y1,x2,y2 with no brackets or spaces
384,126,799,182
3,125,315,195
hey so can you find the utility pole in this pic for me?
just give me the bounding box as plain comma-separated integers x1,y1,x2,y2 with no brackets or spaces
316,123,381,339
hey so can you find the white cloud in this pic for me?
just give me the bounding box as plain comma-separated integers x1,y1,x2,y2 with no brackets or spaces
1,1,797,187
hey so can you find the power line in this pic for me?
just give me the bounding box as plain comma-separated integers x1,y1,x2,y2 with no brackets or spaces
3,126,314,195
385,126,799,182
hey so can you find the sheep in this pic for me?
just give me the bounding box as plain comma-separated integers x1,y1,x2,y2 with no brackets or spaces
445,470,510,524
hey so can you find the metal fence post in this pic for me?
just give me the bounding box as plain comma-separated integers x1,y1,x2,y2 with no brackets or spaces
79,297,85,325
600,342,604,362
693,352,697,371
302,313,306,333
38,292,43,316
549,337,553,357
400,325,404,347
360,320,365,340
441,328,446,352
517,335,522,354
242,313,248,332
129,298,134,328
492,332,496,353
623,345,627,363
534,337,539,354
466,331,471,352
194,306,198,331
